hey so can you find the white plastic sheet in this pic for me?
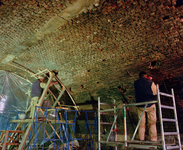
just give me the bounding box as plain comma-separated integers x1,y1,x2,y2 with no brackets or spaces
0,70,32,130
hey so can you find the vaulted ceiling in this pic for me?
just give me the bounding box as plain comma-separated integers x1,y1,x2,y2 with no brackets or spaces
1,0,183,103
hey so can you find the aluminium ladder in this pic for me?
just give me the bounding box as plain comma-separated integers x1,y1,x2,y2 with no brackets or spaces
157,84,182,150
98,97,117,150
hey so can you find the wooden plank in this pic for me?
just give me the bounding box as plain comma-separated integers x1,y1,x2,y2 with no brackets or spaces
6,143,20,145
59,104,79,108
31,69,48,77
55,107,68,110
10,119,74,123
8,135,17,143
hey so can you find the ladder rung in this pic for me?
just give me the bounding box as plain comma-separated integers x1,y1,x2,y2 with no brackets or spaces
100,103,115,106
6,143,20,146
162,118,177,122
164,132,179,135
166,145,180,149
100,122,113,125
159,92,173,98
100,112,116,116
99,109,117,113
161,105,175,109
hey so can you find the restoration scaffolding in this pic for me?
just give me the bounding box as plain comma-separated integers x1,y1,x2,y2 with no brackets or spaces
0,69,98,150
98,85,182,150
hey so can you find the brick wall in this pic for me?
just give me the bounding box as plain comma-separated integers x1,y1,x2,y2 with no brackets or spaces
1,0,183,137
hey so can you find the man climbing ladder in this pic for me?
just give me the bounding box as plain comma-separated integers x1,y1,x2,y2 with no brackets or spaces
27,74,58,118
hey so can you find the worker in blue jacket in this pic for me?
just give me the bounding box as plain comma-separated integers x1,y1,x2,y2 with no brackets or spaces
134,71,157,142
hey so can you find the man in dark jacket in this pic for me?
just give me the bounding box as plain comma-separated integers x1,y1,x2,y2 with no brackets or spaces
134,71,157,142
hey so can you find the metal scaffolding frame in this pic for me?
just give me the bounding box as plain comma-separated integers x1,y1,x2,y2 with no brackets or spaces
2,107,97,150
29,107,97,149
98,98,117,150
27,106,77,150
98,85,182,150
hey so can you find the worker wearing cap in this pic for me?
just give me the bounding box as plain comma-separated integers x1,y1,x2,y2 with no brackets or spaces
27,76,46,118
28,75,58,118
134,71,157,142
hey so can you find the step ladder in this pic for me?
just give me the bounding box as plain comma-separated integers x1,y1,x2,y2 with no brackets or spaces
157,84,182,150
98,97,118,150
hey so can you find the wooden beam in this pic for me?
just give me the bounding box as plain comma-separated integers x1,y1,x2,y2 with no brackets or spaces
18,123,32,150
38,72,54,106
52,87,66,108
54,75,80,114
2,130,9,150
31,69,48,77
10,119,74,123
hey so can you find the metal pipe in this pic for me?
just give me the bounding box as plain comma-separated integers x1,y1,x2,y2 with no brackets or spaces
123,104,127,147
106,110,120,142
98,97,101,150
131,104,147,141
114,99,117,150
171,88,182,150
157,84,166,150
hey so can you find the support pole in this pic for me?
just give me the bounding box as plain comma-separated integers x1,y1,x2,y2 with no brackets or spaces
54,75,80,114
123,104,127,147
114,99,117,150
2,130,9,150
131,104,147,141
38,72,54,106
98,97,101,150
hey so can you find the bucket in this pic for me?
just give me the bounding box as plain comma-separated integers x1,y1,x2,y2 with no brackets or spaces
18,113,26,120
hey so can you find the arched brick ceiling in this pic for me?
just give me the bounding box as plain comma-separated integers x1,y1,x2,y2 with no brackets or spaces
0,0,183,102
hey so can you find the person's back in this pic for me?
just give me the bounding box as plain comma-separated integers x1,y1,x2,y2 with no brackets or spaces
31,79,43,98
134,77,155,107
134,71,157,142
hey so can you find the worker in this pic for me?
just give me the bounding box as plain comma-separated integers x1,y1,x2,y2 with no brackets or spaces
27,75,57,118
134,71,157,142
